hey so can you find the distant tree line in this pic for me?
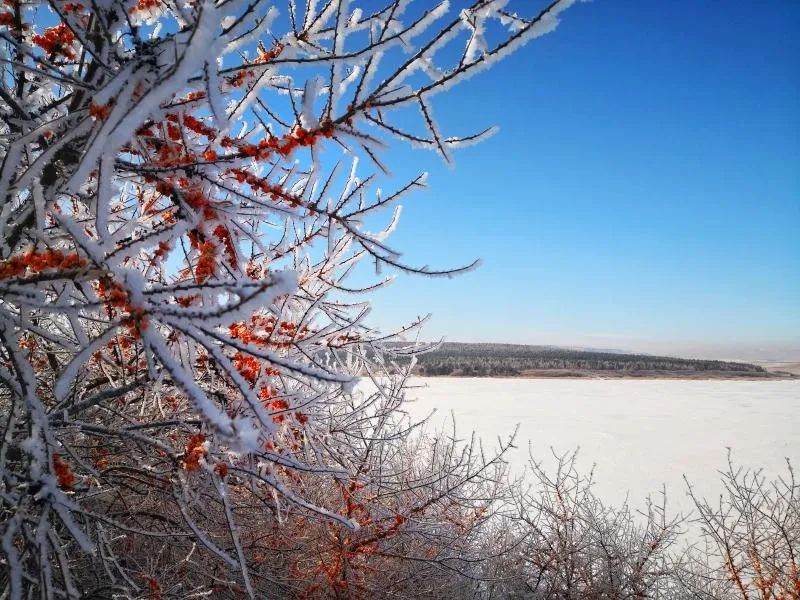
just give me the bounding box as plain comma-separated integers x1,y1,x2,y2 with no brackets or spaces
404,343,768,377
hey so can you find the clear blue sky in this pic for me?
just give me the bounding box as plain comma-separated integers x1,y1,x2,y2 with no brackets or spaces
361,1,800,360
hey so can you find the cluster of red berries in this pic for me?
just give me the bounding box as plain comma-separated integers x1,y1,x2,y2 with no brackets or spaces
229,351,280,385
183,91,206,102
0,249,86,280
133,109,336,181
166,122,182,141
212,224,236,267
154,180,216,221
223,42,283,88
245,261,262,280
127,0,158,14
183,190,219,224
153,240,171,260
163,113,216,140
53,454,76,489
93,448,110,470
181,114,215,138
182,434,207,472
255,42,284,63
229,168,305,208
88,102,111,120
32,23,76,59
261,396,307,425
226,69,255,88
269,398,289,411
145,577,162,600
227,125,334,162
97,278,149,337
96,278,129,312
228,315,310,349
194,241,217,283
232,352,261,384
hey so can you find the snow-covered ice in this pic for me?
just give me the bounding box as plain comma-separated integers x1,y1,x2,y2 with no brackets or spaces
402,377,800,516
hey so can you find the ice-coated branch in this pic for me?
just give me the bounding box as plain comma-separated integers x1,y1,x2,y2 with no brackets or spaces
0,0,581,596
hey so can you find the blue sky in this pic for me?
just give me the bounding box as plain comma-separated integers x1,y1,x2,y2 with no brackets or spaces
354,0,800,361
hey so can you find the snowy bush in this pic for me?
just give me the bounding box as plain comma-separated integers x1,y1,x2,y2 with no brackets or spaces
0,0,582,597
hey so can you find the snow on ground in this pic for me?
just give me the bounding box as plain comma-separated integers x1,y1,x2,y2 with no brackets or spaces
400,378,800,517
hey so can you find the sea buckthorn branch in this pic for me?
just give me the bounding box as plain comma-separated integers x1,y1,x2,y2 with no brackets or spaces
0,1,582,597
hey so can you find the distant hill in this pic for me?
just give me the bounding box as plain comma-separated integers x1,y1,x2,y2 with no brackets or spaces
397,342,787,379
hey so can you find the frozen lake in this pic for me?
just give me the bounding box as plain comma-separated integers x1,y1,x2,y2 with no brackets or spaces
401,377,800,516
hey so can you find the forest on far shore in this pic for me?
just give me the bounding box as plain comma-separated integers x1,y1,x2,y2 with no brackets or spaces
403,342,784,378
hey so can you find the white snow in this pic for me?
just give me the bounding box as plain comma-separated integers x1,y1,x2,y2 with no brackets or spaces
399,377,800,517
